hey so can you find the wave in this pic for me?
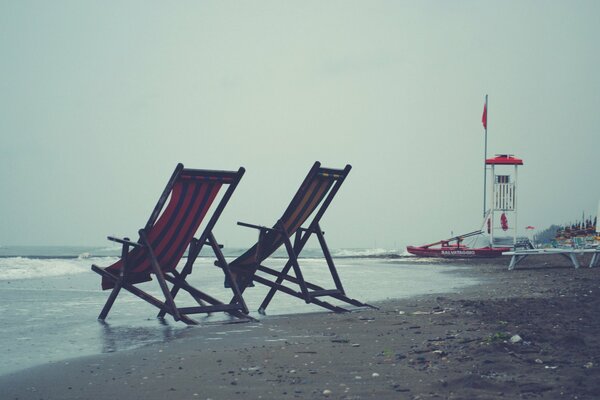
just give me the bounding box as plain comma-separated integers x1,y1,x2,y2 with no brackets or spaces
0,257,115,281
0,248,445,281
331,248,404,258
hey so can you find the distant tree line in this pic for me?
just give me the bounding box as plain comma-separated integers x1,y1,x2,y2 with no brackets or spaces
534,225,562,244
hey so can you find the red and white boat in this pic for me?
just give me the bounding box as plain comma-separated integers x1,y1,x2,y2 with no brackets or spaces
406,230,510,258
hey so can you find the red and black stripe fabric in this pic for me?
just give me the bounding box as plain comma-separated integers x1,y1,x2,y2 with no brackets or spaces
101,172,227,290
229,165,346,275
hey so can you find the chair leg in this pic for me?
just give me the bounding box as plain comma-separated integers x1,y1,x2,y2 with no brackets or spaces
92,264,198,325
140,231,182,321
315,226,345,294
209,233,249,315
558,252,579,268
508,255,517,270
508,254,528,270
258,224,310,313
281,235,309,301
591,252,599,268
158,240,205,319
153,265,181,320
96,240,131,321
569,253,580,268
258,261,294,313
98,277,122,320
157,272,187,319
157,283,182,319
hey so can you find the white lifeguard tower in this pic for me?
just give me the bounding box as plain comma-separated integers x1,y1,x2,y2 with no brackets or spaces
485,154,523,248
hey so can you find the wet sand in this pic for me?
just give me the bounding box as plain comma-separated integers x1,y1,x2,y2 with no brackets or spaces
1,254,599,399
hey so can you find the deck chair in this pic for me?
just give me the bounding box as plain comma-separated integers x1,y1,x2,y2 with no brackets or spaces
91,164,250,325
223,162,376,314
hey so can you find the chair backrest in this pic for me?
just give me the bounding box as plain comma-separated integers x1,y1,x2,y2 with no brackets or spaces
230,162,351,270
103,164,243,288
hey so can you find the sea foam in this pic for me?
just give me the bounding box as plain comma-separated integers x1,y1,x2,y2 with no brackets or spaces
0,257,113,281
332,248,400,258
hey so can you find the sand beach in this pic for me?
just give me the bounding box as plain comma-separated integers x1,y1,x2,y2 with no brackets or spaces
1,254,599,400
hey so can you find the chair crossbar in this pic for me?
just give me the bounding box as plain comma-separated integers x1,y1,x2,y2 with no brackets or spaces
163,274,252,320
308,289,342,298
178,304,246,314
255,264,376,310
251,275,348,313
257,264,322,288
181,168,240,180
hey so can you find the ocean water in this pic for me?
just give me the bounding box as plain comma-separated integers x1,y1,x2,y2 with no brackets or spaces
0,245,404,260
0,246,478,376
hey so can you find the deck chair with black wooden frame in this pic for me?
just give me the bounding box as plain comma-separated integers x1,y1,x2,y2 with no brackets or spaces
223,162,376,314
91,163,250,325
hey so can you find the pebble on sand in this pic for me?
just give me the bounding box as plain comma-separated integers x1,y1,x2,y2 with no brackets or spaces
510,334,523,343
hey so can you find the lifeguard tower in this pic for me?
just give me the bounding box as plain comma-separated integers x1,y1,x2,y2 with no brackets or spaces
485,154,523,248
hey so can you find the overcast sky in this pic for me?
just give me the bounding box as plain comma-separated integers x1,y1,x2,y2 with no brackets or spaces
1,1,599,249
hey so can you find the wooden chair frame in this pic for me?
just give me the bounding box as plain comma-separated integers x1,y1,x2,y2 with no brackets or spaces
230,162,376,314
92,164,251,325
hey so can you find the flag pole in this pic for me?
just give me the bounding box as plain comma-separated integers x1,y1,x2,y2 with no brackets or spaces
483,94,488,219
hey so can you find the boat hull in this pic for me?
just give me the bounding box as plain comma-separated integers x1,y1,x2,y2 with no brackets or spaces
406,245,510,258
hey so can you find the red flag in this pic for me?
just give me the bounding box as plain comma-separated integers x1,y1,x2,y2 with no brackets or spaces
482,102,487,129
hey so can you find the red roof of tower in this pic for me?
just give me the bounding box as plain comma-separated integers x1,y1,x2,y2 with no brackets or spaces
485,154,523,165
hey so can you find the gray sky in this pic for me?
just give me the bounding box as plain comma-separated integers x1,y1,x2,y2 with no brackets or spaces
1,1,599,249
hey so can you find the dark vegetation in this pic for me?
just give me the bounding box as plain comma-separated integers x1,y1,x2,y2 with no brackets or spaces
533,224,561,244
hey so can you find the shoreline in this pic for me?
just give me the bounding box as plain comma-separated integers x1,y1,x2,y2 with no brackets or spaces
0,256,477,377
1,254,599,399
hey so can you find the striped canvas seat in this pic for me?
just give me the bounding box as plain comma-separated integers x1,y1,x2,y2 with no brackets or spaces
226,162,375,314
102,171,226,290
92,164,249,325
230,167,337,273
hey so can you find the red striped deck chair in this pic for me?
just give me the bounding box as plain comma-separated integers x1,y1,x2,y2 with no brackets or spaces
91,164,250,325
224,162,375,314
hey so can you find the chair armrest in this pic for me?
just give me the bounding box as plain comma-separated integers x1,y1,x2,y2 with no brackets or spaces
191,238,224,249
107,236,143,248
237,221,281,233
297,226,324,235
